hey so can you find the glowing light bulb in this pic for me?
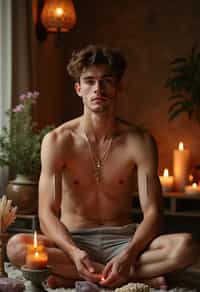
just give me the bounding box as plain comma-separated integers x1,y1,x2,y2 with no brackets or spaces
55,7,64,16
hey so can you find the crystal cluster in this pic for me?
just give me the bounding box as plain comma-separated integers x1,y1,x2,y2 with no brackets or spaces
115,282,150,292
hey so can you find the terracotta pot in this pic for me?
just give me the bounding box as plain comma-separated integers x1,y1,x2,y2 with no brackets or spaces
6,174,38,214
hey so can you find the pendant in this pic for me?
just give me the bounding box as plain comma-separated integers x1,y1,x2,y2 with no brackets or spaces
95,160,101,183
96,160,101,169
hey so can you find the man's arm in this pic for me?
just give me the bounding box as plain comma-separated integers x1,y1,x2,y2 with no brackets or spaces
126,132,163,259
39,131,78,256
39,131,100,282
101,133,163,287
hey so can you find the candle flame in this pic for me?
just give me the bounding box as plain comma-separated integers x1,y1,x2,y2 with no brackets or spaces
101,276,105,281
55,7,64,16
192,182,197,188
163,168,169,177
189,174,194,183
35,251,39,257
33,231,37,248
178,142,184,151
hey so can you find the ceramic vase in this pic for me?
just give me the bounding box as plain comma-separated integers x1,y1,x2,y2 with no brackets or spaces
6,175,38,214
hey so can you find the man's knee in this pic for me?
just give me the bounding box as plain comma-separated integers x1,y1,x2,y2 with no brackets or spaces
7,234,28,267
170,233,198,268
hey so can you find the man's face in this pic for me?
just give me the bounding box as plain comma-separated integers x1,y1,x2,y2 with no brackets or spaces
75,64,121,113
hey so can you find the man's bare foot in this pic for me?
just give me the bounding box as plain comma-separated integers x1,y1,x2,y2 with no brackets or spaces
143,276,167,289
47,274,75,289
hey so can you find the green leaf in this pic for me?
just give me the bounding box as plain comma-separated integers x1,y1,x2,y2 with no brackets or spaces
165,45,200,124
168,94,185,100
168,101,182,114
170,57,187,65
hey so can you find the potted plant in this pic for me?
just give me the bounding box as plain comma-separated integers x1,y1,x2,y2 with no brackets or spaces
165,46,200,183
0,91,53,214
165,45,200,122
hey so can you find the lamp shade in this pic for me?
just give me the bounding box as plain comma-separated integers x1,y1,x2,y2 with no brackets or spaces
41,0,77,32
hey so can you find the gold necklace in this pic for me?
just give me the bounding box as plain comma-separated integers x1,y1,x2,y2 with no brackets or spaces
84,133,113,183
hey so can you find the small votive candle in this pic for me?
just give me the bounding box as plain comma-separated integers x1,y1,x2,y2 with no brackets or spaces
159,168,174,192
26,231,48,270
185,182,200,195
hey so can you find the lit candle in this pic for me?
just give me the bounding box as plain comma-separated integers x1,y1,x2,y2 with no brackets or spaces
185,182,200,195
188,174,194,184
26,231,48,270
54,7,64,27
159,168,174,192
173,142,190,191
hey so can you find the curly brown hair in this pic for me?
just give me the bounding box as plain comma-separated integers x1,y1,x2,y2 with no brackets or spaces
67,44,127,82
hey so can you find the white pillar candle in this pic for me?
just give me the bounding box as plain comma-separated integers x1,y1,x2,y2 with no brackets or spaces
159,168,174,192
173,142,190,191
185,182,200,195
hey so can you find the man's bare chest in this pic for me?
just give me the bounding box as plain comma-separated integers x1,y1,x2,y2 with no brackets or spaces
61,142,137,193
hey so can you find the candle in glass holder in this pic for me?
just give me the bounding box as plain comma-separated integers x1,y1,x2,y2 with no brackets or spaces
173,142,190,191
159,168,174,192
185,182,200,195
26,231,48,270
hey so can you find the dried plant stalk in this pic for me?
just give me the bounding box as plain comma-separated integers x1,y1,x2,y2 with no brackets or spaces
0,195,17,233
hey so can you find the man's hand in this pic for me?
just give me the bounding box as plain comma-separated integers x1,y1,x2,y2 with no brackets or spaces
100,249,135,288
72,248,101,283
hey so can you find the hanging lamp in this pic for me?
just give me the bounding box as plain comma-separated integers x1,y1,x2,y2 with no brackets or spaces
41,0,77,33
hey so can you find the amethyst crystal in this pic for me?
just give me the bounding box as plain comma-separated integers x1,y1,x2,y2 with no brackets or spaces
0,277,25,292
75,281,100,292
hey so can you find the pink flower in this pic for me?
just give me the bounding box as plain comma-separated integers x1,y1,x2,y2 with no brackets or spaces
32,91,39,104
19,94,26,101
13,104,24,112
26,92,33,99
33,91,39,97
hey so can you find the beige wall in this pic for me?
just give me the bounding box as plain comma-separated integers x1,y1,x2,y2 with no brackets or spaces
34,0,200,174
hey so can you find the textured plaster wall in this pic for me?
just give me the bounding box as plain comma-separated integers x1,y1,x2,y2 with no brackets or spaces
36,0,200,174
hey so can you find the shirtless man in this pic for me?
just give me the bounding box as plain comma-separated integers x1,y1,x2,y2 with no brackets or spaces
7,45,198,289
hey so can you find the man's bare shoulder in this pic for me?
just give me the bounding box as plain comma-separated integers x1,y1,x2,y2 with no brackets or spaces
42,117,82,147
116,117,157,156
117,117,151,140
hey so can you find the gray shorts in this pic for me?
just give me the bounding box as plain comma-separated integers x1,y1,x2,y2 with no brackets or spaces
70,223,136,264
